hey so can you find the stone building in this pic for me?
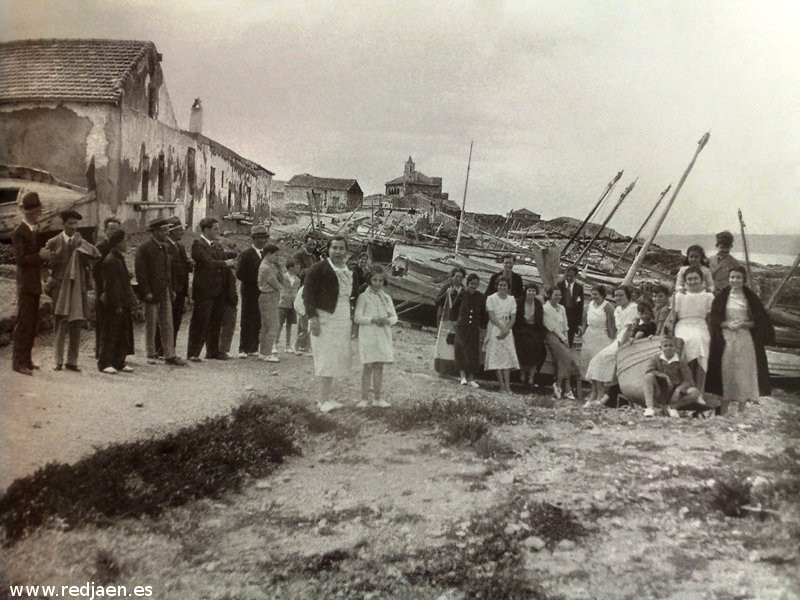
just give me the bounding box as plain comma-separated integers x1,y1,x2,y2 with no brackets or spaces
507,208,541,227
0,38,273,234
385,156,448,200
284,174,363,213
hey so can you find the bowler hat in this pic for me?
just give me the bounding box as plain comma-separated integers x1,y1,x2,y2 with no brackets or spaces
250,225,268,238
108,229,126,246
148,217,170,231
20,191,42,213
59,209,82,222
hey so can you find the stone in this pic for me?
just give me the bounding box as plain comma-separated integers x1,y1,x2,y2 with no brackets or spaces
593,490,608,502
523,535,547,551
556,539,577,551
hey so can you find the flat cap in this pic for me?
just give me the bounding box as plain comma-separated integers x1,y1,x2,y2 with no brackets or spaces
147,217,171,231
250,225,268,237
715,230,734,245
59,209,82,221
166,216,184,231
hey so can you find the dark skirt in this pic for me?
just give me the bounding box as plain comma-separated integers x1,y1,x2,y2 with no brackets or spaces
454,323,481,375
514,323,546,370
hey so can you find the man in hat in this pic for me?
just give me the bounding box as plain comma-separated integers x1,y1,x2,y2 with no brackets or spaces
709,230,741,294
97,229,136,374
45,209,99,371
11,192,51,375
134,217,185,366
187,217,236,361
93,216,122,358
155,216,192,354
235,224,269,357
558,266,584,347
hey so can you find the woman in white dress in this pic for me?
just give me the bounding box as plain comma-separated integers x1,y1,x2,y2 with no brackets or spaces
580,285,616,403
354,265,397,408
672,265,714,401
303,237,358,412
543,287,581,400
584,285,639,406
484,276,519,394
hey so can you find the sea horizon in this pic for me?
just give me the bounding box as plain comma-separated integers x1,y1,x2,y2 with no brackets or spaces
657,234,799,267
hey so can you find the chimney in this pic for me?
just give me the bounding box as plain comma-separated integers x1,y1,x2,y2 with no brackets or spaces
189,98,203,134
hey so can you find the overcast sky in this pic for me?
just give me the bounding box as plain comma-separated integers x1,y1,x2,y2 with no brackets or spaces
3,0,799,236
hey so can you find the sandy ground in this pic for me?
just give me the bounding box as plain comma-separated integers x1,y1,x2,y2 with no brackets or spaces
2,319,800,599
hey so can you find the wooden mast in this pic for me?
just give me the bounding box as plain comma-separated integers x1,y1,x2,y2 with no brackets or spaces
738,209,753,284
623,132,710,286
563,170,623,254
612,183,671,271
454,141,474,256
571,177,638,268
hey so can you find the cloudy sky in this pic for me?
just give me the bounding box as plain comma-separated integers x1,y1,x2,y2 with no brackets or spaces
2,0,799,236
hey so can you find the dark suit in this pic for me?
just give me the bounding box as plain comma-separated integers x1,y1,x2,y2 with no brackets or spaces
187,238,228,358
93,238,113,358
558,278,584,347
236,247,262,354
485,270,524,300
135,237,175,359
156,238,191,353
11,222,43,370
98,250,135,370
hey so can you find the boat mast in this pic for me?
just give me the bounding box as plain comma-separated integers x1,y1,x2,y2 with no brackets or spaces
738,209,753,284
563,170,623,254
612,183,671,271
623,132,710,286
571,177,638,269
454,141,474,256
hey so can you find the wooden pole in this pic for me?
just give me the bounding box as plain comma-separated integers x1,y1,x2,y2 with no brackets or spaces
563,170,624,254
623,132,711,286
454,141,474,256
612,183,671,271
571,177,638,268
738,209,753,284
766,251,800,309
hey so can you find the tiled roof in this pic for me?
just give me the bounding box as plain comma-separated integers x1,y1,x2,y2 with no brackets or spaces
0,38,154,103
385,170,436,186
286,174,361,193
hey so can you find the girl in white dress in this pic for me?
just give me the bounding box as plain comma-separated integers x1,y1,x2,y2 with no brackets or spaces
675,244,714,293
354,265,397,408
484,277,519,393
672,266,714,401
584,285,639,406
543,287,581,400
580,285,616,403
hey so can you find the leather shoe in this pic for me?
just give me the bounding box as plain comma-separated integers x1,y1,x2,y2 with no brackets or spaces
165,357,187,366
13,366,33,376
29,363,40,370
65,364,82,372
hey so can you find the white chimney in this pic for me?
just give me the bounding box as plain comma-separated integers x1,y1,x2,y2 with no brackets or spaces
189,98,203,134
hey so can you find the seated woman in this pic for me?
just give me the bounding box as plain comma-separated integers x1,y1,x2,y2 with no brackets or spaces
672,266,714,403
450,273,485,388
514,284,546,387
543,287,581,400
676,244,714,293
484,276,519,394
580,285,616,403
584,285,639,407
706,266,775,414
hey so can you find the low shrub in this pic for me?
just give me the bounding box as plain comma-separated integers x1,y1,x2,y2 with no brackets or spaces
442,415,490,445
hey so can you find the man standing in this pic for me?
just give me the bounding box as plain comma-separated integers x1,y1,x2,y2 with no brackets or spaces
218,249,239,360
236,225,269,358
558,266,584,347
135,218,185,366
293,234,320,354
485,254,524,299
46,209,100,372
156,216,192,354
708,230,741,294
97,230,135,374
11,192,51,376
187,217,236,361
93,216,121,358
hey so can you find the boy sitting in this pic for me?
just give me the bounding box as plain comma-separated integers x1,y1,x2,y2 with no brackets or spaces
643,335,701,418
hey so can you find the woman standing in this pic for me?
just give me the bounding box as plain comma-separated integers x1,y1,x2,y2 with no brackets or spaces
706,266,774,413
484,276,519,393
676,245,714,293
303,236,358,412
450,273,485,388
435,267,466,323
580,285,616,403
354,265,397,408
514,285,546,387
584,285,639,406
672,266,714,399
543,287,580,400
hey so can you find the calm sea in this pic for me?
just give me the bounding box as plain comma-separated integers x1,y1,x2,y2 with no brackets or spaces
657,234,799,267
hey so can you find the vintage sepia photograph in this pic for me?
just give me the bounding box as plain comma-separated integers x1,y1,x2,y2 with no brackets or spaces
1,1,799,598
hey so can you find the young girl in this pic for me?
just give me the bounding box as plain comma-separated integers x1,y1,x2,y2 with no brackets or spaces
484,276,519,394
450,273,485,388
676,245,714,293
277,259,301,353
632,302,657,339
354,265,397,408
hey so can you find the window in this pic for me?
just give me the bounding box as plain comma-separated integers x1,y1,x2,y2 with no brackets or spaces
0,188,20,205
209,167,216,208
147,82,158,118
141,162,149,203
227,188,232,209
157,153,165,199
247,186,252,212
187,148,196,195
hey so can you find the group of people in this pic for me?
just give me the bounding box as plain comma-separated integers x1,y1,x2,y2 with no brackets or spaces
438,230,775,418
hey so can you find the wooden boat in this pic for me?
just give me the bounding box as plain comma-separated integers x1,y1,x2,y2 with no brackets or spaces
765,347,800,379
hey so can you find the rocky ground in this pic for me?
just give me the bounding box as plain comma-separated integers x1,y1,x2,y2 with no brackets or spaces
2,319,799,599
